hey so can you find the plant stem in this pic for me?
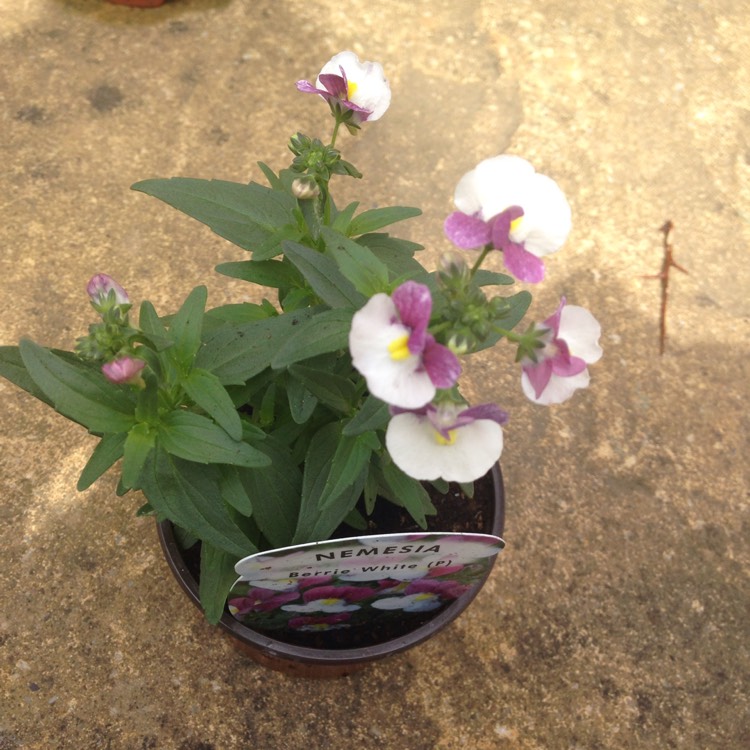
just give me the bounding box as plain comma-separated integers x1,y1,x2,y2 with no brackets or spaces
469,245,493,278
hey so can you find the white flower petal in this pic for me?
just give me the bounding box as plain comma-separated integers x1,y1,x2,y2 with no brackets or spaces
349,294,436,409
558,306,603,364
386,413,503,483
510,173,572,258
521,369,590,405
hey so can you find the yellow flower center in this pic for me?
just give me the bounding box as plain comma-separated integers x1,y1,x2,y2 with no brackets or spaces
388,334,411,361
509,215,523,234
347,80,358,99
434,429,457,446
321,598,340,606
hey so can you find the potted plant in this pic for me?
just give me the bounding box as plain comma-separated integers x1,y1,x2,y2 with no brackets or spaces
0,52,602,676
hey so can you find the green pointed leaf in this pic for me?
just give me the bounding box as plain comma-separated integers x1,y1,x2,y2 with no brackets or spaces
19,340,135,433
322,228,390,296
380,460,432,529
473,269,515,287
271,309,353,369
158,411,270,468
182,368,242,440
288,363,356,413
140,447,256,557
348,206,421,236
77,432,127,490
285,376,318,424
331,201,360,233
342,394,390,436
215,259,303,289
282,240,365,309
122,422,156,489
319,431,373,511
196,308,315,385
219,466,253,516
168,286,206,365
357,233,426,280
236,438,302,548
0,345,54,407
199,541,243,625
292,422,338,544
131,178,297,254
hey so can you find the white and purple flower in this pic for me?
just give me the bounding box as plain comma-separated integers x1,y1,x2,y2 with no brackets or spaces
444,155,571,283
349,281,460,409
521,298,602,405
296,51,391,123
385,402,507,483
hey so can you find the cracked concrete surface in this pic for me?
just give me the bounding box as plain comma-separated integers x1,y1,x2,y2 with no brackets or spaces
1,0,748,748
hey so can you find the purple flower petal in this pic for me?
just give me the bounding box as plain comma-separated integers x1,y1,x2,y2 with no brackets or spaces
489,205,524,250
502,241,546,283
444,212,492,249
317,72,349,99
522,359,554,399
391,281,432,353
296,79,327,96
458,403,509,426
542,297,566,337
422,338,461,389
551,353,588,378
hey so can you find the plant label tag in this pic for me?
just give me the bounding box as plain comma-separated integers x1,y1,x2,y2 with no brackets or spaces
228,532,504,640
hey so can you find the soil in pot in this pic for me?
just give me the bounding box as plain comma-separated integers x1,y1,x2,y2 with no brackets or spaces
173,471,502,651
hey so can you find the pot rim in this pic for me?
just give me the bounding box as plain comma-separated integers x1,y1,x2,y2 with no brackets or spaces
157,463,504,666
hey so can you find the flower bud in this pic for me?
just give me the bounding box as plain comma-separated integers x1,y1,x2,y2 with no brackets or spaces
102,357,146,386
291,177,320,200
87,274,129,306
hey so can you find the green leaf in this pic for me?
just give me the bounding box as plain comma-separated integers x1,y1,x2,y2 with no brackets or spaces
256,161,283,190
322,228,390,296
342,394,390,436
158,411,270,468
140,447,256,557
236,438,302,548
121,422,155,489
0,345,55,407
271,308,353,369
473,269,515,287
219,466,253,516
168,286,206,366
131,178,297,255
357,233,427,281
77,432,127,490
282,240,366,309
288,363,356,413
331,201,359,234
285,376,318,425
182,368,242,440
348,206,421,236
215,259,303,289
199,541,241,625
319,431,373,511
196,308,315,385
292,422,338,543
380,460,432,529
19,340,135,433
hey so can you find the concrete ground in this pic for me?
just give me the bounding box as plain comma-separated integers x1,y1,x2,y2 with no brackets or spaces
1,0,748,747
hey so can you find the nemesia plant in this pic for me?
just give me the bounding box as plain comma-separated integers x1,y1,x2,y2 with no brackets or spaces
0,51,601,624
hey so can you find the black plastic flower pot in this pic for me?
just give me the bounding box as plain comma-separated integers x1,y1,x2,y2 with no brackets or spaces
156,464,505,678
